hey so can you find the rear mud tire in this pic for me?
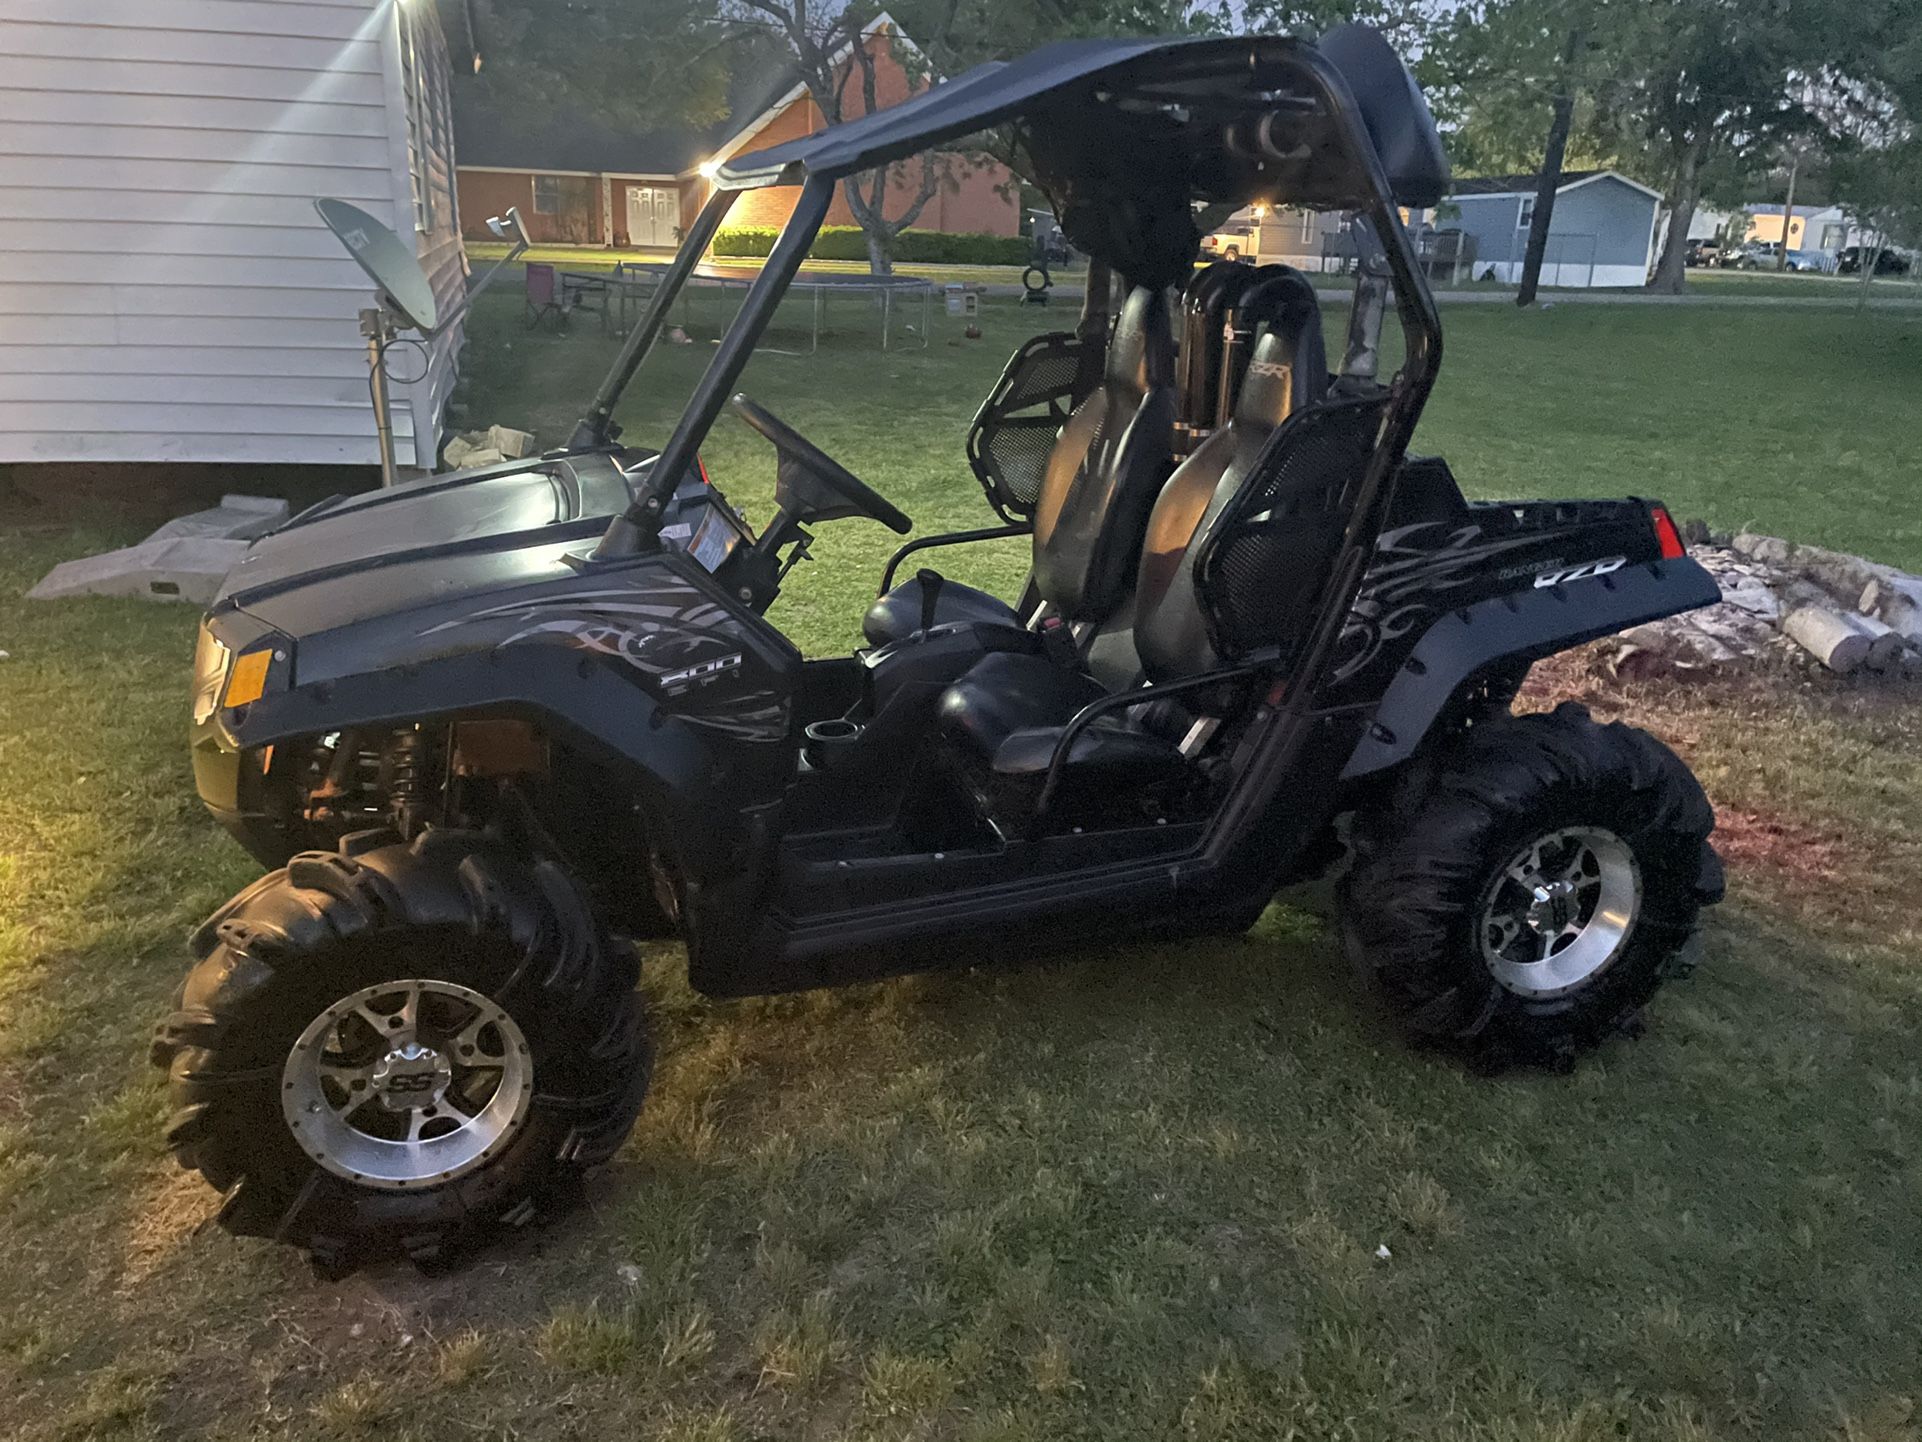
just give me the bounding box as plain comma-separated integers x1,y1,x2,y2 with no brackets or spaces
150,831,651,1273
1338,703,1723,1070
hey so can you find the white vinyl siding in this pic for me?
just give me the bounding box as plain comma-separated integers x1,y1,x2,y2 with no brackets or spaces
0,0,467,467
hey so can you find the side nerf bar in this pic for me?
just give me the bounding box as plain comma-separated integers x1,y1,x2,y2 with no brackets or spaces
1340,556,1721,778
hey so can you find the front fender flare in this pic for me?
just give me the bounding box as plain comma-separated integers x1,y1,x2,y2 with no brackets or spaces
1340,557,1720,779
225,645,768,876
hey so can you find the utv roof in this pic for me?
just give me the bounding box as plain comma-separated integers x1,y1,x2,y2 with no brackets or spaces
716,25,1449,212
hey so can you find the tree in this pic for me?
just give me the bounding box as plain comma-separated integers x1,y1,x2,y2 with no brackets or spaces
728,0,1263,274
1433,1,1615,304
451,0,740,134
1585,0,1879,294
727,3,967,276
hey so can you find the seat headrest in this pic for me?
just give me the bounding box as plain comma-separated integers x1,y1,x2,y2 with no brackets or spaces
1107,285,1175,396
1231,273,1326,431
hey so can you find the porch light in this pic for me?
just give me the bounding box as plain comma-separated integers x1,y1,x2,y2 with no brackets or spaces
697,159,720,180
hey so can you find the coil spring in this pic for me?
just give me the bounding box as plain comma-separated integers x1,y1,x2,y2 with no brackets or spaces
385,727,434,835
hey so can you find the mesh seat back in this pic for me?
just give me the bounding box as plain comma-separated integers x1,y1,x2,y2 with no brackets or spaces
1191,394,1389,665
965,333,1100,522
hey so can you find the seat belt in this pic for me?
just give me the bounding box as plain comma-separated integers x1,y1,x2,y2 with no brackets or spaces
1036,615,1079,669
916,568,945,636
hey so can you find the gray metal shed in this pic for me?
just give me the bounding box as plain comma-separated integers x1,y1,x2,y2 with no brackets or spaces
1445,169,1662,288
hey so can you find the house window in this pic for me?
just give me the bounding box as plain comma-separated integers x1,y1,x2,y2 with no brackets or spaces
395,4,458,234
533,175,563,214
1517,195,1536,232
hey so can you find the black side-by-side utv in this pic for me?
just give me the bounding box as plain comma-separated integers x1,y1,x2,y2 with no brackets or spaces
152,25,1724,1270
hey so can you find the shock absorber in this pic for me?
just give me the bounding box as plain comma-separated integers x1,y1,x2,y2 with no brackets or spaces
386,726,434,838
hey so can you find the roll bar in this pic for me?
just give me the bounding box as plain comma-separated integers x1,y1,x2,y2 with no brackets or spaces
594,179,835,559
588,41,1441,566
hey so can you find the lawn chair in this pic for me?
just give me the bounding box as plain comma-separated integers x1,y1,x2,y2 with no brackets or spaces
525,263,566,330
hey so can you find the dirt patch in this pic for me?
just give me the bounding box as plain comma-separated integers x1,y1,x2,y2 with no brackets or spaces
1521,640,1922,723
1712,807,1860,892
1517,644,1922,934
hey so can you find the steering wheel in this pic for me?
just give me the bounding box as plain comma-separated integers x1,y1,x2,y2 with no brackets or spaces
729,394,912,535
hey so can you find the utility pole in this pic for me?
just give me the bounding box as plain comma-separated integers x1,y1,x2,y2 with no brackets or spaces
1518,27,1582,307
1775,151,1800,271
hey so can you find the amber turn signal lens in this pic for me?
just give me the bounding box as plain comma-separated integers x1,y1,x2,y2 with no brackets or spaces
222,649,273,709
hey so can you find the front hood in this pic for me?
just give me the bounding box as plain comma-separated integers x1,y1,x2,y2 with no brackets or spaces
215,449,644,623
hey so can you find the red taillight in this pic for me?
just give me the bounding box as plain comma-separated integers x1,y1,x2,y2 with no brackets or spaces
1650,504,1686,560
696,453,711,486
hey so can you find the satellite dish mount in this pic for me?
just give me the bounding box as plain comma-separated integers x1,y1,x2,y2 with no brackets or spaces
314,198,529,485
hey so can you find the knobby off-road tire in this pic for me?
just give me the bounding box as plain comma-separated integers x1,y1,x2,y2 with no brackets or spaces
1339,703,1723,1069
150,831,651,1273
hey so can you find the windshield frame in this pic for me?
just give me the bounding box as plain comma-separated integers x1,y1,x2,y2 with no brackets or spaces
569,186,739,451
590,177,835,558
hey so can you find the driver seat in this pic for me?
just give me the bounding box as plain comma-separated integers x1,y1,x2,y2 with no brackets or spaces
935,272,1328,798
862,286,1176,646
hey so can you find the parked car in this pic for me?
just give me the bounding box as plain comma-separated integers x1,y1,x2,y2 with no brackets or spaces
1723,240,1787,269
1781,249,1828,272
1684,237,1722,267
1199,224,1254,261
1837,245,1912,276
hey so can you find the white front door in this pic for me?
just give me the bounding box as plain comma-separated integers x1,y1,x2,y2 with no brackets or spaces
626,186,676,248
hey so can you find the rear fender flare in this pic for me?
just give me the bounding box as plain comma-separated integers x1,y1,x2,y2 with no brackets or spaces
1339,557,1720,779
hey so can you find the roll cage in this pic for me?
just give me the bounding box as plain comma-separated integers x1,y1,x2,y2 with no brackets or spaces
570,25,1449,578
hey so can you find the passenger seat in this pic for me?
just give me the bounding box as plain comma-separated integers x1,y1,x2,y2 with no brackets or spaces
936,271,1328,789
862,286,1177,647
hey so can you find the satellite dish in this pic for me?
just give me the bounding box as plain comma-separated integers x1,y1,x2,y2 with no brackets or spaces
315,197,439,333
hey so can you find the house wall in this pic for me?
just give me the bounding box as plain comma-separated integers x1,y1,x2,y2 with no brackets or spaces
1745,208,1859,253
1449,177,1655,287
458,167,607,244
454,29,1018,255
717,33,1020,239
385,0,466,468
1746,210,1809,248
0,0,464,467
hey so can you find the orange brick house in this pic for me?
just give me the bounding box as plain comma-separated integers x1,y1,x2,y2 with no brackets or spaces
453,15,1019,250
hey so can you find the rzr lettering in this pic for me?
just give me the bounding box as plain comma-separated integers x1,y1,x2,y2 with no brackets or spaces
1535,556,1626,589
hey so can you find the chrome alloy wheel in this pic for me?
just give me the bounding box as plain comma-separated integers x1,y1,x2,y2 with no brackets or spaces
281,980,532,1190
1477,827,1641,999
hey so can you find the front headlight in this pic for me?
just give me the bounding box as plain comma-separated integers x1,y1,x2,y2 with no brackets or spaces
191,623,232,725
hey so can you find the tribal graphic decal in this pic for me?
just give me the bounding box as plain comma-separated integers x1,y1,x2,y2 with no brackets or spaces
1333,521,1550,683
420,578,789,741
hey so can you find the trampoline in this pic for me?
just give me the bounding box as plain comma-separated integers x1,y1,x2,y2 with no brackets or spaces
580,263,933,352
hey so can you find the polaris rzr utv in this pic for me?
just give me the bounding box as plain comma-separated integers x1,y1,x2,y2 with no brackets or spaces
153,25,1724,1270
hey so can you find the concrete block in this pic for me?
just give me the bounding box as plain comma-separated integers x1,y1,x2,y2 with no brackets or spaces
145,494,290,543
486,425,536,459
28,536,251,605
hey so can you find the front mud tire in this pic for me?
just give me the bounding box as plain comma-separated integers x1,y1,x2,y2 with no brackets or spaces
1339,703,1723,1070
150,832,651,1273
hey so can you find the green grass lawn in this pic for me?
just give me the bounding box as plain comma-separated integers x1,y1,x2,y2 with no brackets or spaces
1686,266,1922,301
2,292,1920,1440
469,240,1085,292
